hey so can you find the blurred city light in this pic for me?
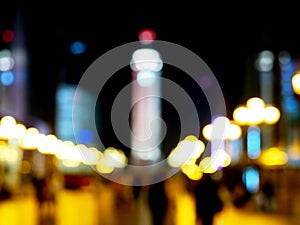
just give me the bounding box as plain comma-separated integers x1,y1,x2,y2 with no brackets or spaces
233,97,281,162
233,97,280,126
202,117,242,141
255,50,274,72
259,147,288,167
0,49,14,71
292,71,300,95
243,166,260,193
167,136,205,168
263,106,281,124
70,41,86,55
247,126,261,159
130,48,163,72
136,70,156,87
2,29,14,43
181,163,203,180
138,28,156,45
201,116,237,170
279,52,299,115
0,71,14,86
198,156,217,174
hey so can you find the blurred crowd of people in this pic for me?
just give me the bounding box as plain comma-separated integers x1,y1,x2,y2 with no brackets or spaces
0,164,267,225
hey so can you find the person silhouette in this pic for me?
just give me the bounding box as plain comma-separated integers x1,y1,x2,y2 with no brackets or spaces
147,180,168,225
193,174,223,225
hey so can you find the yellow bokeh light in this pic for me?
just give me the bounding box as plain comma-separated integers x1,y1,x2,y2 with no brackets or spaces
223,152,231,167
227,123,242,140
190,140,205,160
167,139,205,168
247,107,265,125
103,147,128,168
181,163,203,180
80,146,103,165
186,170,203,180
62,159,81,167
56,141,82,163
47,134,58,141
167,150,182,167
233,98,280,126
0,115,16,127
50,139,64,156
264,105,280,124
233,106,249,125
199,157,217,174
246,97,265,110
203,118,241,141
96,160,114,174
19,127,41,150
259,147,288,166
210,150,231,169
292,72,300,94
184,135,199,142
202,124,212,140
26,127,39,135
12,123,27,139
0,116,20,140
63,140,75,147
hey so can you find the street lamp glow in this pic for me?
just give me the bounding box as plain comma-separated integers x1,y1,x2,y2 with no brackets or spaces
264,105,281,124
256,50,274,72
181,163,203,180
11,123,26,140
19,127,40,150
227,123,242,140
79,145,103,165
246,97,265,109
0,115,16,127
96,161,114,174
233,97,280,126
246,97,265,125
167,137,205,167
233,97,281,162
137,70,156,87
247,107,265,125
198,157,217,173
167,140,202,167
292,72,300,95
211,116,230,140
233,106,249,125
37,134,58,155
202,124,212,140
0,116,17,140
103,147,128,168
130,48,163,72
202,120,241,140
259,147,288,166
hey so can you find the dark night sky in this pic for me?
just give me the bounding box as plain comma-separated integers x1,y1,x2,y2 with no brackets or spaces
2,1,300,152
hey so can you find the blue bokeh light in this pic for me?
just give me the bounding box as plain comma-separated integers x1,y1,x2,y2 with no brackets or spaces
243,166,260,193
70,41,87,55
76,129,94,144
0,71,14,86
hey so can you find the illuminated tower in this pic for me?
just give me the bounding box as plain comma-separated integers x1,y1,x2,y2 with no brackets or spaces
130,29,163,165
255,50,275,149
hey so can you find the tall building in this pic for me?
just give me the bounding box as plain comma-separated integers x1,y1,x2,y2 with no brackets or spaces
130,30,163,165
